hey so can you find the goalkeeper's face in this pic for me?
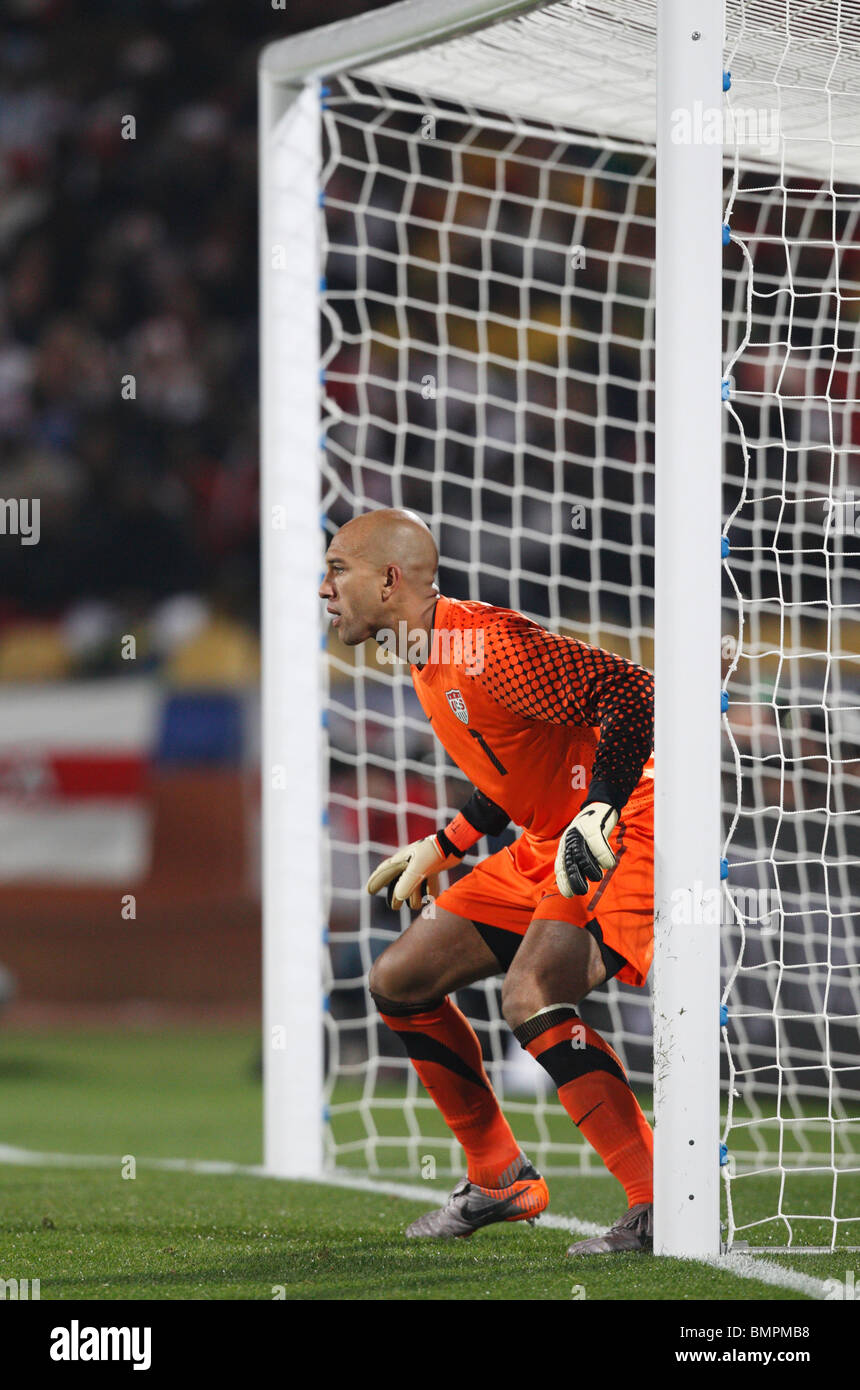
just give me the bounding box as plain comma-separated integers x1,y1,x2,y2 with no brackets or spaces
319,543,388,646
320,510,437,646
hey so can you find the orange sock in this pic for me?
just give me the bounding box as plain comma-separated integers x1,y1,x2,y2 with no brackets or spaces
376,995,523,1188
515,1005,653,1207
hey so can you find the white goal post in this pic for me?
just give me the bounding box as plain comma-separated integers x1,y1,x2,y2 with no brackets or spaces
259,0,860,1259
652,0,722,1260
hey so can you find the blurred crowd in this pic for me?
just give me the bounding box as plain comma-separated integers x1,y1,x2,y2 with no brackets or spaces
3,0,854,685
0,0,373,682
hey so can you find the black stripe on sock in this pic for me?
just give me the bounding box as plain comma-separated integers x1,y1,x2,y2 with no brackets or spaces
513,1006,580,1049
394,1030,489,1092
533,1040,628,1092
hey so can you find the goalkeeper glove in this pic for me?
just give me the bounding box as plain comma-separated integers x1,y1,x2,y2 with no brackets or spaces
365,834,463,912
554,800,619,898
366,790,511,913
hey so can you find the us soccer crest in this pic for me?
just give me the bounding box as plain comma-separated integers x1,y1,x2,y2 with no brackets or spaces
445,689,469,724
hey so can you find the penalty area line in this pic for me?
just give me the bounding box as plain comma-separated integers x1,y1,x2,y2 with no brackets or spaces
0,1145,834,1297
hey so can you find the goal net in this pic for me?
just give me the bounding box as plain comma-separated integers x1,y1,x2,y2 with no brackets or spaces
319,15,657,1185
719,1,860,1251
262,0,860,1251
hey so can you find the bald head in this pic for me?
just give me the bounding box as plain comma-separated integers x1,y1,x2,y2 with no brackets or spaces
336,508,438,581
319,508,440,648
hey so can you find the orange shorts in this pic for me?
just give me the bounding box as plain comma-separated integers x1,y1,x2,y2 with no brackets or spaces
435,780,654,988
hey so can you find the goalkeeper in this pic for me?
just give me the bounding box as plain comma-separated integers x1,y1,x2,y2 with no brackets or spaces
320,508,655,1255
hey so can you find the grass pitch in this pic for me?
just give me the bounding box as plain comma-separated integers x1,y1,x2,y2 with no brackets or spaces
0,1164,828,1302
0,1028,855,1300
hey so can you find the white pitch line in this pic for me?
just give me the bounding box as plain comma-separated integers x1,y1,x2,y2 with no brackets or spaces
0,1145,601,1234
0,1143,267,1176
706,1252,835,1301
0,1147,604,1236
0,1145,836,1297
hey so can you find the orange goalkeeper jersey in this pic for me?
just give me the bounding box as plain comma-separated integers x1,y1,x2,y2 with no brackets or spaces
411,595,654,840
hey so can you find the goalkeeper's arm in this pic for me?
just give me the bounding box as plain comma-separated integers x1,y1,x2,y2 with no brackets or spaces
553,667,653,898
366,789,510,911
465,614,653,899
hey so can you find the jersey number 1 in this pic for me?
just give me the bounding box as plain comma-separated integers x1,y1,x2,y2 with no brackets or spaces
468,729,508,776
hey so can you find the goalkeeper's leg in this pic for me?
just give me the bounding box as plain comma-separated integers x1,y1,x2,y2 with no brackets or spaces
502,919,653,1253
369,909,548,1234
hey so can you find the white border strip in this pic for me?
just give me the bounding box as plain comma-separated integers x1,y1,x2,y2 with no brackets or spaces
0,1144,839,1298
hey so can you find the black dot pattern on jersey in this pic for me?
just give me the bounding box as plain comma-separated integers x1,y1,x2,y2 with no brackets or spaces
472,612,654,809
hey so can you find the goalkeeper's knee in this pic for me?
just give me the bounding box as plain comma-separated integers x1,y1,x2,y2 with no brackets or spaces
369,988,445,1018
367,950,444,1015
